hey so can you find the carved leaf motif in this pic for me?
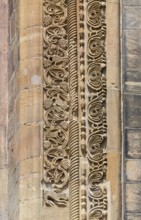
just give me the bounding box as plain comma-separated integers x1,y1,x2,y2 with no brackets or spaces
87,0,108,218
43,0,69,207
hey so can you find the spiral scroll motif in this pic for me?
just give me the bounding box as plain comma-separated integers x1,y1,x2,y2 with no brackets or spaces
43,0,108,216
87,0,108,219
43,0,69,207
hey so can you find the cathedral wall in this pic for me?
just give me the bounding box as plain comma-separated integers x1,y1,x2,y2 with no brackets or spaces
2,0,141,219
122,0,141,219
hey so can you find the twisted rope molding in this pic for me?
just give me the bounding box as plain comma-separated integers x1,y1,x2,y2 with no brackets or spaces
68,0,80,220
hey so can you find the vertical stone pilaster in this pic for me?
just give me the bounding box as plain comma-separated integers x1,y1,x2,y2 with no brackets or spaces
106,0,121,219
19,0,42,220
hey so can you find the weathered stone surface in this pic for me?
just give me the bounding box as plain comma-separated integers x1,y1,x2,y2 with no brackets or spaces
42,207,69,220
19,200,41,220
0,0,7,27
19,173,40,202
123,31,141,74
124,0,141,5
124,7,141,29
0,1,8,219
0,169,8,220
0,126,7,169
2,0,140,219
7,0,20,219
122,0,141,217
0,51,8,108
126,184,141,212
20,58,41,90
107,89,120,151
125,81,141,94
126,214,141,220
124,94,141,128
19,88,42,124
126,160,141,181
19,124,41,161
125,129,141,158
19,157,40,177
0,26,7,51
20,28,41,60
20,0,41,29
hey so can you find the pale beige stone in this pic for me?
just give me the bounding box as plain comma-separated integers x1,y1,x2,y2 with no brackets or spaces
19,124,41,161
20,0,41,29
20,58,42,90
19,157,41,177
19,88,42,124
106,1,121,220
42,207,69,220
20,28,42,60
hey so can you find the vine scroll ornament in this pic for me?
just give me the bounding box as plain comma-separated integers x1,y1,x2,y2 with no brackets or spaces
87,0,108,219
43,0,108,219
43,0,70,207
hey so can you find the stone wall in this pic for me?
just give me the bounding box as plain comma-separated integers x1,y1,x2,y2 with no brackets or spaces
0,0,122,219
2,0,141,219
122,0,141,219
7,0,42,219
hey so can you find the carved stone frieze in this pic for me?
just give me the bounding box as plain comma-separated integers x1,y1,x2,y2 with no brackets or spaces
86,0,108,219
43,0,69,207
43,0,108,218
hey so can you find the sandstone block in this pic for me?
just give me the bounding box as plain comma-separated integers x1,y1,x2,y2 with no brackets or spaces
124,0,141,5
0,26,7,51
19,157,41,176
19,173,40,202
0,0,7,27
20,0,41,29
126,184,141,212
126,160,141,181
126,214,141,220
124,7,141,29
125,129,141,158
19,124,41,161
20,28,41,60
20,58,42,90
124,94,141,128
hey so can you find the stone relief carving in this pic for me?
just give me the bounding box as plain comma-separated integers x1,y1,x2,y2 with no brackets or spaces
43,0,108,218
43,191,68,207
79,1,87,220
68,0,80,219
43,0,69,207
87,0,108,219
